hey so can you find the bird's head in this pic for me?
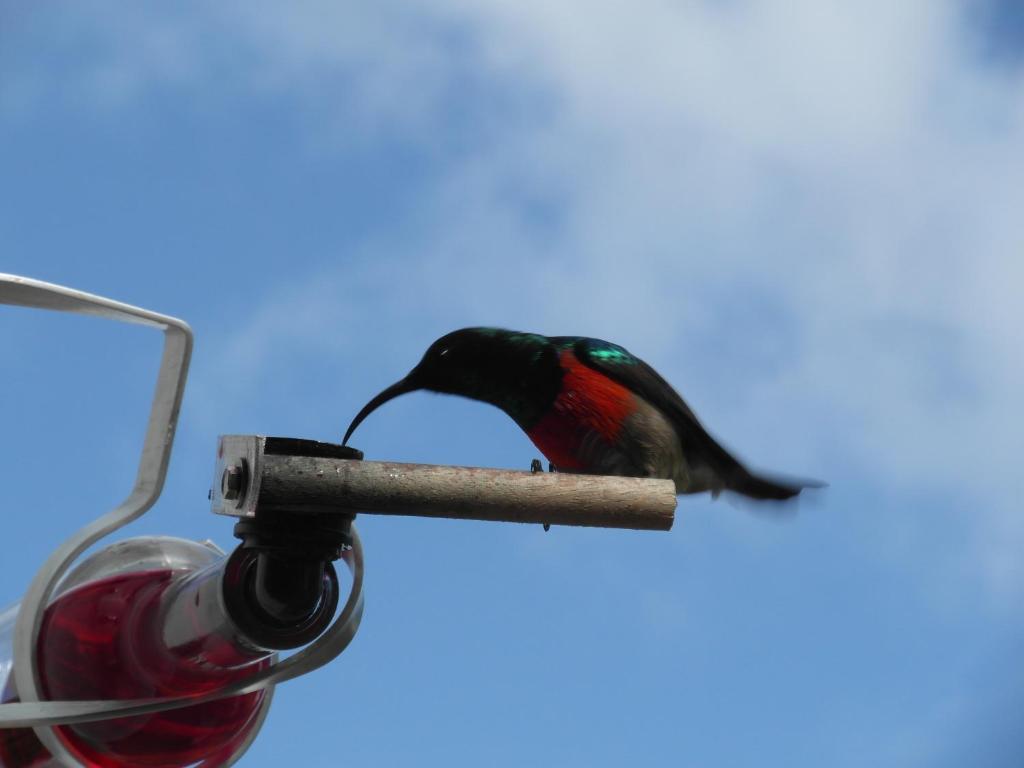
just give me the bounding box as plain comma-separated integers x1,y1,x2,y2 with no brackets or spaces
342,327,555,446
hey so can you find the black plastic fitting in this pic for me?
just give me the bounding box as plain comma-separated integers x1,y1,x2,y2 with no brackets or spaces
221,442,363,651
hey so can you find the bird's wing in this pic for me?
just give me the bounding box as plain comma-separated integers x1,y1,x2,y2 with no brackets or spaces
562,337,822,499
559,336,748,478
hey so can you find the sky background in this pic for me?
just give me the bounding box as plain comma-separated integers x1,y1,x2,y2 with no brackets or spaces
1,1,1023,766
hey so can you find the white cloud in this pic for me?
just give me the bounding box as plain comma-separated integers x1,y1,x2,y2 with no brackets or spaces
418,0,1024,601
14,0,1024,603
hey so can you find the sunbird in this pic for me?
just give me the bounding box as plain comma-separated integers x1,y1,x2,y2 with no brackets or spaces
343,328,820,501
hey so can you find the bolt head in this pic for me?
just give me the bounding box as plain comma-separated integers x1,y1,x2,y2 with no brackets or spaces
222,464,245,500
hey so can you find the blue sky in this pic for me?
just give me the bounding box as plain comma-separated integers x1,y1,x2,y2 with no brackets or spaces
2,1,1023,766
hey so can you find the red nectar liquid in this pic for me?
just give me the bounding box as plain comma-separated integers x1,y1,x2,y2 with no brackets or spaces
1,567,270,768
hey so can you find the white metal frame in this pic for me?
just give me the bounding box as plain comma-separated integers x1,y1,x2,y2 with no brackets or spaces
0,275,365,768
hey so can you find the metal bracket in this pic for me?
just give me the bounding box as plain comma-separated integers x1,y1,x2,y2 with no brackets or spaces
211,435,364,519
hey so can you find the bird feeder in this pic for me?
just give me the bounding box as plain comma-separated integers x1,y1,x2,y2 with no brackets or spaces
0,275,674,768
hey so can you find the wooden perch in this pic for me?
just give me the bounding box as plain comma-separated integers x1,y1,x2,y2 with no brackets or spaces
260,457,677,531
213,436,676,531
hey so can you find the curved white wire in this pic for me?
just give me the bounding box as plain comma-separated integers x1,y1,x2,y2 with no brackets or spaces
0,275,366,768
1,274,194,765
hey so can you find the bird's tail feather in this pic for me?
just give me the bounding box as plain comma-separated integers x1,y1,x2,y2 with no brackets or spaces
728,469,824,501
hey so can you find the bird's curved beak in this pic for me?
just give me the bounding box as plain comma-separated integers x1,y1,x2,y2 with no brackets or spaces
342,375,421,446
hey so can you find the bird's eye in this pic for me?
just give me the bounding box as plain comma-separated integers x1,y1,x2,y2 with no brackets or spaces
439,348,450,357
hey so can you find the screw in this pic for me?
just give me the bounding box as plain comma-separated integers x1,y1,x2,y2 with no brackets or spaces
222,464,245,501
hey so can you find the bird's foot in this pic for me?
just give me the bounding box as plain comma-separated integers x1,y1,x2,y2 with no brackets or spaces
530,459,558,474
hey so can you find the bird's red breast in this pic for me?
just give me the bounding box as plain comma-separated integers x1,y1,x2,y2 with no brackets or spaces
525,349,636,470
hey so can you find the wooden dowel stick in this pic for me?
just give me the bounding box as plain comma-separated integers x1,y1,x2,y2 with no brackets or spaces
256,457,676,531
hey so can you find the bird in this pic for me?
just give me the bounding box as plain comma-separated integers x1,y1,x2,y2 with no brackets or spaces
342,327,820,501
